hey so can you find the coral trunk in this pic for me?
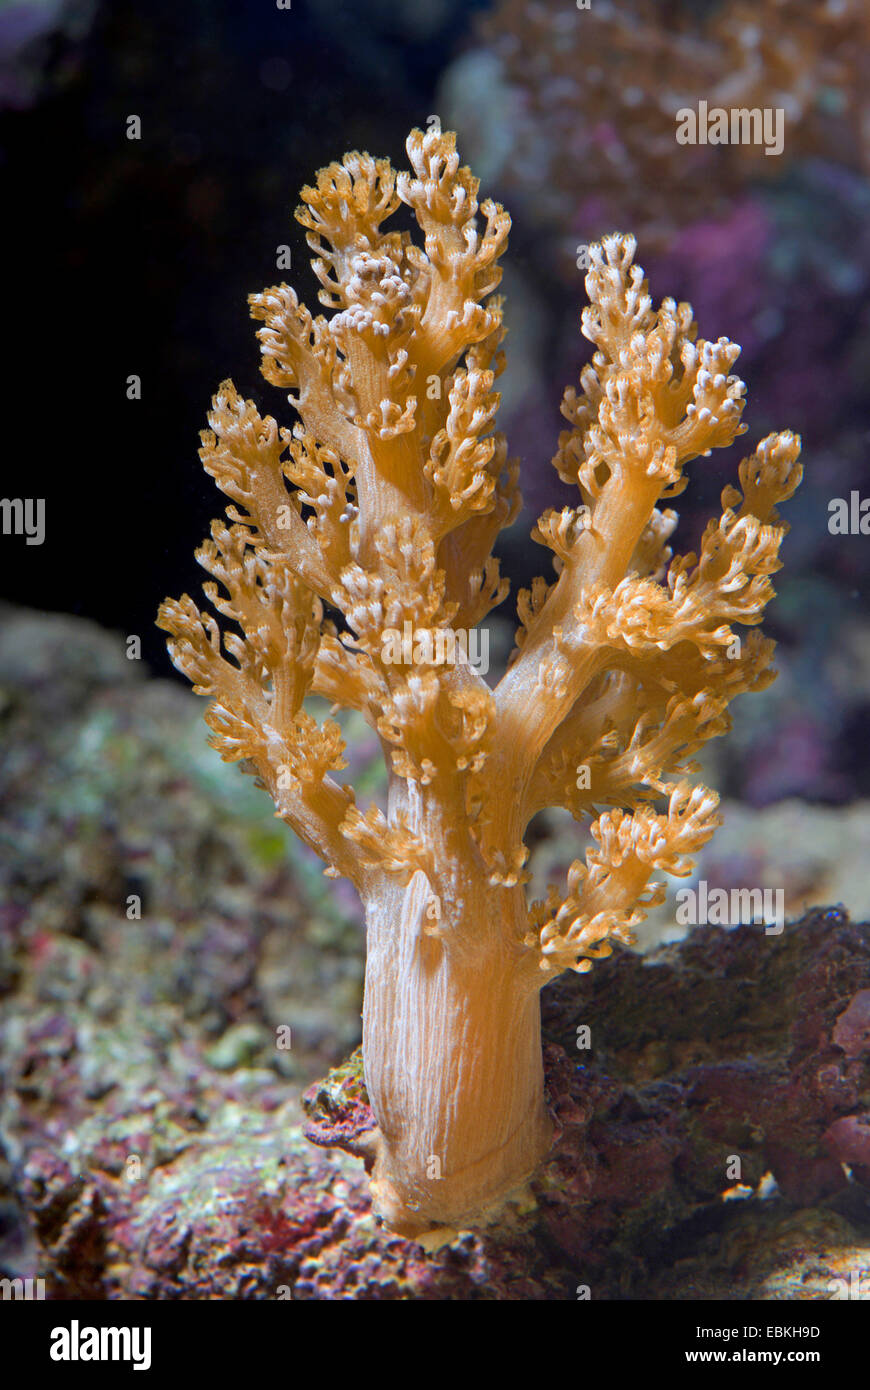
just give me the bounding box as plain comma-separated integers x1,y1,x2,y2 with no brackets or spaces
362,870,553,1234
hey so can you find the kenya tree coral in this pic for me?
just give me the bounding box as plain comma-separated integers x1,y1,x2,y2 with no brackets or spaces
158,127,801,1236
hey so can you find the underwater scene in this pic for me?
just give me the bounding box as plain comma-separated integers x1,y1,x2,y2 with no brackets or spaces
1,0,869,1327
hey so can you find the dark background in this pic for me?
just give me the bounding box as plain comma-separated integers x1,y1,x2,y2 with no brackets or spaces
1,0,490,670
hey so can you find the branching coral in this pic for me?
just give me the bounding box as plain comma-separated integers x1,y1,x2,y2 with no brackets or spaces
158,127,801,1236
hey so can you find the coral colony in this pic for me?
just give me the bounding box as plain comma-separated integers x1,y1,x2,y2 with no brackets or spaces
159,128,801,1236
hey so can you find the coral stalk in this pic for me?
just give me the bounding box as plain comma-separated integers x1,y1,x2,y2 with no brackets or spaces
363,871,551,1230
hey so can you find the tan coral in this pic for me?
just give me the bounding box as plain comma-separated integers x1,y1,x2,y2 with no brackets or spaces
158,129,801,1237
